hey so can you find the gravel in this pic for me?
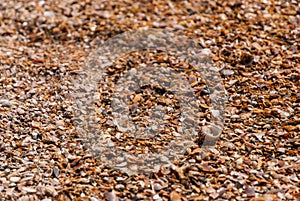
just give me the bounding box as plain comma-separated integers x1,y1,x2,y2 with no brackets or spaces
0,0,299,200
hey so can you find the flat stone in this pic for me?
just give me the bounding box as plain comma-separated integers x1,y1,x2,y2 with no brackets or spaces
10,177,21,183
0,99,14,107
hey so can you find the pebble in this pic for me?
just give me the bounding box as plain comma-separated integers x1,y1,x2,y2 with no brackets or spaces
201,48,212,55
16,108,25,115
115,184,125,190
173,24,185,30
104,191,118,201
222,69,235,76
153,183,163,191
53,166,60,178
236,157,243,165
10,177,21,183
21,186,37,193
90,197,99,201
153,194,162,201
56,120,65,127
0,99,14,107
44,11,55,17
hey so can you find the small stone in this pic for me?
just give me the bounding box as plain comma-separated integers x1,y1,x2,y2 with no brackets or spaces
31,121,41,128
153,194,162,200
56,120,65,127
44,11,55,17
21,186,37,193
153,183,163,191
38,0,45,6
100,11,111,18
45,186,58,196
104,191,118,201
107,141,115,147
115,184,125,190
170,191,182,201
16,108,25,114
236,157,243,165
173,24,185,30
10,177,21,183
222,69,234,76
90,197,99,201
245,185,255,197
53,166,60,178
0,99,14,107
201,48,212,55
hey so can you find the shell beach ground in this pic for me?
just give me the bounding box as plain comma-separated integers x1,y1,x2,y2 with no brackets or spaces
0,0,299,200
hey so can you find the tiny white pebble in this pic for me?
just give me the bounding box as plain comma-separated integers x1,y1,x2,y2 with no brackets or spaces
10,177,21,183
236,157,243,165
90,197,99,201
201,48,212,55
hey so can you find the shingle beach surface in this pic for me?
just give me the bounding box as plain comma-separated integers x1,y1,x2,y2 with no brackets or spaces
0,1,299,200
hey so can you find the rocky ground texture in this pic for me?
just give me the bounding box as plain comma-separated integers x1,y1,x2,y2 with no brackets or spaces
0,0,299,200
